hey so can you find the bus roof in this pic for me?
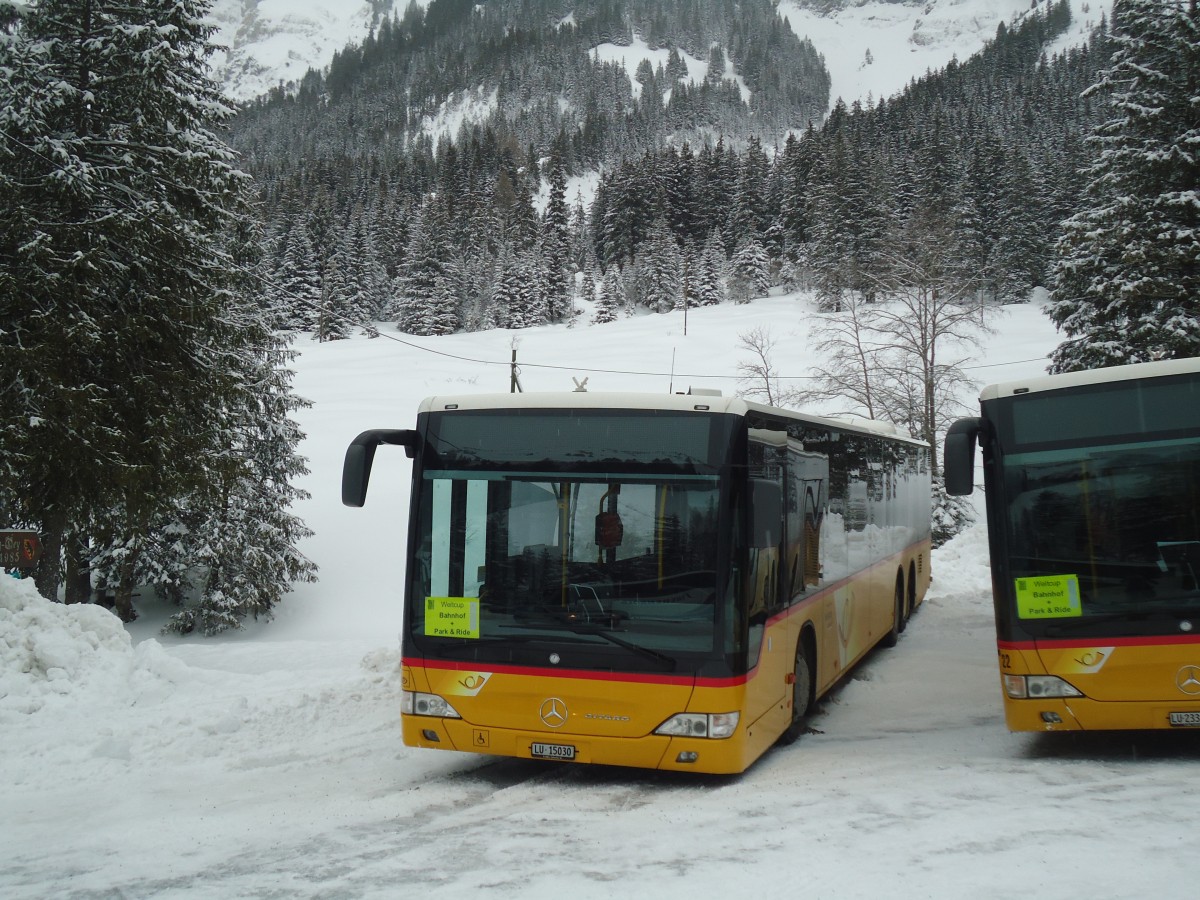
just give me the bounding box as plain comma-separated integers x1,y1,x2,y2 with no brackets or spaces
416,391,929,448
980,357,1200,402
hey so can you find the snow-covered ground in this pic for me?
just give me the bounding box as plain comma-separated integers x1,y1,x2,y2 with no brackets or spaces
6,295,1198,899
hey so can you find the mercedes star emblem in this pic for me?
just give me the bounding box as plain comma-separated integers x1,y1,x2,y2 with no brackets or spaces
539,697,568,728
1176,665,1200,695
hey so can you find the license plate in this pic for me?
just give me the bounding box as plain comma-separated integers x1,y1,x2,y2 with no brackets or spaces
1169,712,1200,727
530,742,575,760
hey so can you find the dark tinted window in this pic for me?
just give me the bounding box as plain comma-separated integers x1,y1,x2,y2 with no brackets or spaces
1001,374,1200,450
425,409,735,472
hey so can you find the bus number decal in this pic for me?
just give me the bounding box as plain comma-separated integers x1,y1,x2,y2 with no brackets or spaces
1014,574,1081,620
426,596,481,638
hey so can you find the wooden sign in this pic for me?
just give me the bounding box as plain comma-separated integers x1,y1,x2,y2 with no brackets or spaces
1,530,42,569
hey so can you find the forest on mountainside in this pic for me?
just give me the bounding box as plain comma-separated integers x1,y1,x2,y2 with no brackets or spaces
589,0,1101,312
227,0,1106,338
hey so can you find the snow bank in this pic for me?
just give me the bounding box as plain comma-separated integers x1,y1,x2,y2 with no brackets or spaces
0,576,190,716
929,523,994,606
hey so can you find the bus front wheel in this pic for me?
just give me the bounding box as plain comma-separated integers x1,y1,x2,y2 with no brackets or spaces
779,637,814,745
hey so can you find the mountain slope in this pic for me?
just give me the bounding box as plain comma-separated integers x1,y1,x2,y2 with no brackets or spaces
210,0,415,102
211,0,1111,108
778,0,1111,107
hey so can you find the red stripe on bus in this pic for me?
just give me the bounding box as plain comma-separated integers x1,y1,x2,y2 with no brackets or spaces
999,634,1200,651
405,656,747,688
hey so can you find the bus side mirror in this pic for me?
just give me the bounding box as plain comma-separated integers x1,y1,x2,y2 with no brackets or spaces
751,479,783,548
342,429,419,507
943,418,983,496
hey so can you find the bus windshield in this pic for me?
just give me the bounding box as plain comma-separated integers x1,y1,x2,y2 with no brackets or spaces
410,471,724,664
1001,435,1200,626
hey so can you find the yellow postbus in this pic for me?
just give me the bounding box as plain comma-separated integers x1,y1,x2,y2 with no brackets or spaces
944,358,1200,731
344,391,931,773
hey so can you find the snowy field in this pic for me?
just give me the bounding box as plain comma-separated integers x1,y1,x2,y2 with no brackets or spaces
5,294,1199,899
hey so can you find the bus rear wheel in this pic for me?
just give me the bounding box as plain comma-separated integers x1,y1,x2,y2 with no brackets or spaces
881,578,903,648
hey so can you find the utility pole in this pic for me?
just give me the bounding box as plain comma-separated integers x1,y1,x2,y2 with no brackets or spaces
510,348,522,393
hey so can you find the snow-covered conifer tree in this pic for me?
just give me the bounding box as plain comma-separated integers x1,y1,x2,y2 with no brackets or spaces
697,232,728,306
540,156,572,322
593,269,623,324
636,220,682,313
729,236,771,303
0,0,315,620
314,246,353,342
396,204,458,335
490,244,523,329
1049,0,1200,371
274,219,322,332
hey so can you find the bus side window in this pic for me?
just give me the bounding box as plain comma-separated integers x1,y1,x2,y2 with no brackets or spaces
751,478,782,549
749,477,784,618
787,446,829,599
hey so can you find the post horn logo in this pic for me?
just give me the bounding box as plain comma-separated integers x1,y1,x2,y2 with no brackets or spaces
539,697,568,728
1176,665,1200,695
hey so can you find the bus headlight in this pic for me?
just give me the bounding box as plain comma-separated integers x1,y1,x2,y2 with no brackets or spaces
1003,675,1083,699
402,690,462,719
655,712,740,739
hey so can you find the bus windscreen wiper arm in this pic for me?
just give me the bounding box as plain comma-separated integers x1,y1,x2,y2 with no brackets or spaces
560,623,677,670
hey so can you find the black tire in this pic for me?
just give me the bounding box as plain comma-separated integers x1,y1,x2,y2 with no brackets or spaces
900,565,916,632
779,637,815,745
880,578,903,648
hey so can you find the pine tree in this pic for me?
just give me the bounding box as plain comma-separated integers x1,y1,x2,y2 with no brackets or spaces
1049,0,1200,371
540,155,572,323
0,0,315,619
730,136,770,241
662,143,703,245
577,267,597,318
807,123,855,310
511,249,548,328
729,235,771,303
697,231,728,306
778,127,817,253
164,311,317,634
593,269,623,324
348,204,390,329
314,246,353,342
396,204,458,335
490,244,523,329
275,219,322,332
635,219,682,313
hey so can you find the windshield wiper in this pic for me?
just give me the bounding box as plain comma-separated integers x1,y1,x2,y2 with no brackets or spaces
558,622,677,671
504,613,678,670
